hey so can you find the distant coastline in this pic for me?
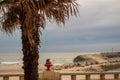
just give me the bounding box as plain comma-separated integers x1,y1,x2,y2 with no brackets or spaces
52,52,120,72
0,52,120,76
0,52,120,72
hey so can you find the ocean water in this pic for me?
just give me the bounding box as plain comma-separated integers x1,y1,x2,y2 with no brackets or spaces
0,52,120,71
0,52,99,65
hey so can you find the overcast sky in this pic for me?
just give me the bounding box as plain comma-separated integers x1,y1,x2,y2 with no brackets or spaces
0,0,120,53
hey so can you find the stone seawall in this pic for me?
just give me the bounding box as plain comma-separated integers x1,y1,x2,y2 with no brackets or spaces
52,52,120,72
100,62,120,71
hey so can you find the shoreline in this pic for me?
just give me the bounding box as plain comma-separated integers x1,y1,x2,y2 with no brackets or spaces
51,52,120,72
0,63,120,74
0,61,120,74
0,52,120,80
0,52,120,73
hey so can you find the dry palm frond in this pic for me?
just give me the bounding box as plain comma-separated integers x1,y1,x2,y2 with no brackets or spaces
37,0,79,25
0,4,20,34
2,11,19,33
0,1,79,80
0,0,79,45
0,0,79,32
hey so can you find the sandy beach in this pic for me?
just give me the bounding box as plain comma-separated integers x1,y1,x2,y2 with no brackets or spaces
0,52,120,80
0,64,120,80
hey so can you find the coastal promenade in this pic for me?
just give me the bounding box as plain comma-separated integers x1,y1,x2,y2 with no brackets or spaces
59,72,120,80
0,71,120,80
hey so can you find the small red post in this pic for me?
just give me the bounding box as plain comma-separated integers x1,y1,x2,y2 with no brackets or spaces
44,59,53,71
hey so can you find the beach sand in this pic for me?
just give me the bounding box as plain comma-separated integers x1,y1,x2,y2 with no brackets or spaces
0,53,120,80
0,64,120,80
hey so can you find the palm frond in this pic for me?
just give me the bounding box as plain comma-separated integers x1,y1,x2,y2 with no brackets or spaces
0,0,79,42
0,4,20,34
2,11,19,33
37,0,79,25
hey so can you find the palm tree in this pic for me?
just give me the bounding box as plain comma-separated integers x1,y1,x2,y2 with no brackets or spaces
0,0,79,80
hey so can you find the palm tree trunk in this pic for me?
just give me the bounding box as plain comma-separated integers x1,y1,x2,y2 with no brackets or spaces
21,25,39,80
20,2,40,80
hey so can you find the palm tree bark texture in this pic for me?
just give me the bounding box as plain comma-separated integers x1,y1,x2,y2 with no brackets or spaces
0,0,79,80
20,2,40,80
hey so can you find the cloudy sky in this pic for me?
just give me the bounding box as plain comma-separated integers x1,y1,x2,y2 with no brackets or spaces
0,0,120,53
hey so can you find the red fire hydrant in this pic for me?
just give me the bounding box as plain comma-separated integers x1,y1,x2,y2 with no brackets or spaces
44,59,53,71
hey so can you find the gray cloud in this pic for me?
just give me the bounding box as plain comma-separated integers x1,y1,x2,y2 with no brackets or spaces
1,0,120,53
0,30,21,53
40,0,120,52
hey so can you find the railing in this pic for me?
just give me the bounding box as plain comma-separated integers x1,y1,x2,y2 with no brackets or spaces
59,72,120,80
0,72,120,80
0,74,24,80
